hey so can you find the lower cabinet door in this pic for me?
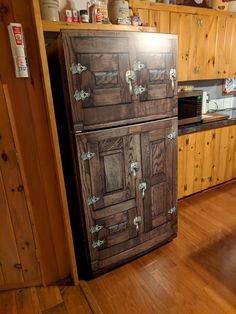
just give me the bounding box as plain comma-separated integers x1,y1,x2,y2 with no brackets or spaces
140,117,177,232
75,117,177,274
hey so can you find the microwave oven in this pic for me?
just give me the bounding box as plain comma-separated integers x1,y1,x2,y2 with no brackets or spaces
178,90,203,126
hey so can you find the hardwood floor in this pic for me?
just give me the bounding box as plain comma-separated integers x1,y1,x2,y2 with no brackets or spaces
1,181,236,313
0,286,91,314
83,181,236,313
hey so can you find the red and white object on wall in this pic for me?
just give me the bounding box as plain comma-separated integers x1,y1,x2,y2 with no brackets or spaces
8,23,29,78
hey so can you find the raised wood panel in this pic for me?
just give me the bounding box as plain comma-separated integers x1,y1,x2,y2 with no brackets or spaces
178,125,236,199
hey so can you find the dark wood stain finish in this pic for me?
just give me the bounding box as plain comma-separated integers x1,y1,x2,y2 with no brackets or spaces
76,118,177,274
54,30,178,276
59,30,177,131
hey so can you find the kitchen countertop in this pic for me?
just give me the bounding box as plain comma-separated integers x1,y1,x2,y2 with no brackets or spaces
178,108,236,135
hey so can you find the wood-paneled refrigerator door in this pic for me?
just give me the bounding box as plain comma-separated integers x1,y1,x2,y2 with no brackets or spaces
75,118,177,275
59,30,177,131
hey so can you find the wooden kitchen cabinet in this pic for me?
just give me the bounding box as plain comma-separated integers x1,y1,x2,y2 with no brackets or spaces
132,8,170,33
178,125,236,199
130,1,236,81
216,15,236,78
76,118,177,274
170,12,218,81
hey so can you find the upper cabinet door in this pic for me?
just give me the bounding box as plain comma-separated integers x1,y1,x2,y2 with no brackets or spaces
170,12,218,81
170,12,197,81
216,15,236,79
60,30,177,131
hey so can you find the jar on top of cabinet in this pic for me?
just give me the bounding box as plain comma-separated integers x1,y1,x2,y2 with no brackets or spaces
108,0,129,24
212,0,228,10
40,0,59,21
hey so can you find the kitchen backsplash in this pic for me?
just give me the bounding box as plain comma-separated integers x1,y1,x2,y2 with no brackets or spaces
179,79,236,113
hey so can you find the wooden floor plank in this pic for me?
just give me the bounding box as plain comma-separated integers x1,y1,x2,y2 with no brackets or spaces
0,291,17,314
60,286,92,314
42,303,68,314
83,181,236,313
36,287,63,311
15,288,41,314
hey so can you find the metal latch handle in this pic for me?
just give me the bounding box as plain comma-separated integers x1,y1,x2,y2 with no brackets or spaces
126,70,135,95
170,69,176,92
130,161,139,177
139,182,147,198
133,216,142,232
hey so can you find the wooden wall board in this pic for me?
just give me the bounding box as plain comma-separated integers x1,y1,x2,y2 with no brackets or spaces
0,83,41,286
0,0,76,287
0,171,24,286
31,0,78,285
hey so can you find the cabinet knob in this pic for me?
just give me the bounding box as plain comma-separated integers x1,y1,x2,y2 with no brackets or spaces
194,66,200,74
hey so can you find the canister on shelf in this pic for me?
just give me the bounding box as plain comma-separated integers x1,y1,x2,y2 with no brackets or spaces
212,0,228,10
40,0,59,21
80,10,90,23
108,0,129,24
228,0,236,11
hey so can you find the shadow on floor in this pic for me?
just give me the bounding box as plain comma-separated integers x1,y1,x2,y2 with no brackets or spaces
190,228,236,295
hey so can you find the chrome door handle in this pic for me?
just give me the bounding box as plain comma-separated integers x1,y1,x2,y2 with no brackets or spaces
126,70,135,95
133,216,142,232
130,161,139,177
170,69,176,92
139,182,147,198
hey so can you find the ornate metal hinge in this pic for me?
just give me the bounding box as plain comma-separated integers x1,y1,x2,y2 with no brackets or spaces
92,239,105,249
134,85,146,95
132,61,145,72
168,207,177,214
74,89,90,101
70,63,87,75
81,151,95,161
167,131,176,140
87,196,100,206
90,224,103,234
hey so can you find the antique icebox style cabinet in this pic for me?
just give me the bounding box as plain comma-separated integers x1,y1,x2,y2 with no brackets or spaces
54,30,178,276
